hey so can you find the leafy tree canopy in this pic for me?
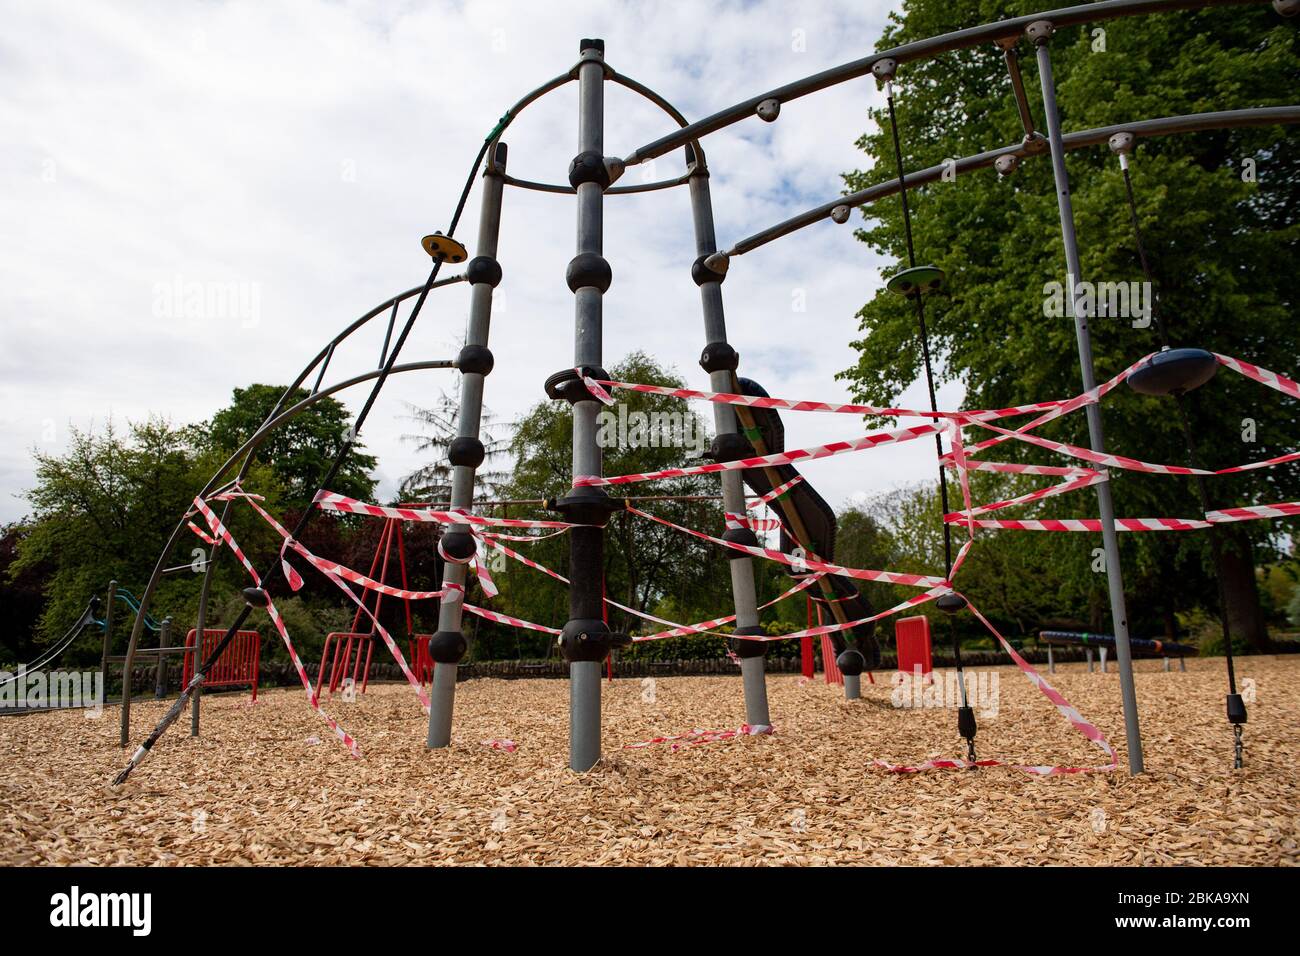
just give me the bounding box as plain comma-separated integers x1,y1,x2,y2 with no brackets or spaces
840,3,1298,646
202,384,377,509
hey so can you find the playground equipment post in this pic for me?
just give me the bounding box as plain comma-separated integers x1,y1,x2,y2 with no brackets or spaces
1031,20,1144,773
686,148,770,726
425,142,509,748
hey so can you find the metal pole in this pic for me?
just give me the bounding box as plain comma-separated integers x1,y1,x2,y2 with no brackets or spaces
99,580,116,698
191,515,225,735
154,617,172,698
425,140,509,748
686,146,771,729
547,37,624,773
1031,21,1144,774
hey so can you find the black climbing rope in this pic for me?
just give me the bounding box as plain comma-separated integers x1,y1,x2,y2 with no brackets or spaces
882,78,977,766
1115,147,1245,768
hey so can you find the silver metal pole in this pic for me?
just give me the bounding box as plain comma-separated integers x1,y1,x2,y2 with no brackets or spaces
154,617,171,698
1031,22,1144,774
686,150,771,729
426,140,509,748
565,38,611,772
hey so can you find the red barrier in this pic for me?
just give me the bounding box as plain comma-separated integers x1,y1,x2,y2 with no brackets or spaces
316,632,376,698
408,635,436,685
183,629,262,701
801,597,816,679
896,615,933,680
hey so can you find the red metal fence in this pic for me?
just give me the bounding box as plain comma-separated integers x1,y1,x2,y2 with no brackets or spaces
183,628,262,701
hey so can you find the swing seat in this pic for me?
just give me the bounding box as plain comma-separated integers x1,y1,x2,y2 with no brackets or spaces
1126,347,1217,396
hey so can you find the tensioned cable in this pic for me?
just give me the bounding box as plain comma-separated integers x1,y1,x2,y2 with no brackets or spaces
1117,152,1243,767
883,79,976,757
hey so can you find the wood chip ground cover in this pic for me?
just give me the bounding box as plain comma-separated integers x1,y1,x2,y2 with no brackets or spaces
1,656,1296,865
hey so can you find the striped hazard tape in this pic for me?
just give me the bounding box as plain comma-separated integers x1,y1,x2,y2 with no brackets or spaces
875,595,1117,776
190,496,360,757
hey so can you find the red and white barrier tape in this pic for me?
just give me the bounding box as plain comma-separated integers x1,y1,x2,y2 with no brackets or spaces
945,471,1106,520
190,497,359,757
1214,353,1300,400
760,586,948,642
629,573,826,641
724,513,782,532
968,417,1208,475
588,378,1071,421
947,460,1101,477
314,491,579,530
627,504,947,589
187,520,219,546
575,422,947,488
462,603,561,636
953,500,1300,531
1207,501,1300,522
225,492,433,711
875,594,1116,775
476,516,827,639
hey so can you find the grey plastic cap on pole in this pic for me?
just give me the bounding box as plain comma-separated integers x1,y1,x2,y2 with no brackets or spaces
1031,23,1144,774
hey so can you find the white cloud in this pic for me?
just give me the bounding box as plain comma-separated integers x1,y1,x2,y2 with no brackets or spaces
0,0,962,526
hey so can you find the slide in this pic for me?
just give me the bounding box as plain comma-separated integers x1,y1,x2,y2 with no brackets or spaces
0,594,101,714
730,377,881,667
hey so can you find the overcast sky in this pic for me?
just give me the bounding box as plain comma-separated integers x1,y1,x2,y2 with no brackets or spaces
0,0,967,525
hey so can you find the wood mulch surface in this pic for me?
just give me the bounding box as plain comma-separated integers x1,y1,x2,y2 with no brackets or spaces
2,656,1296,865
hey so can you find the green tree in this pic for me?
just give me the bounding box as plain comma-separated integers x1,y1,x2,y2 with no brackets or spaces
840,3,1298,649
9,418,282,658
398,385,512,504
203,384,377,509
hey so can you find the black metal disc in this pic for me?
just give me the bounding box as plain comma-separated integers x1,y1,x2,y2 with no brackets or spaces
1127,347,1218,396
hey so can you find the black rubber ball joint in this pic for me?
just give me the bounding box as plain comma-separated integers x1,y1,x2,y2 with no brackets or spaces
439,530,477,562
936,592,968,614
456,344,494,376
721,527,760,555
568,150,611,190
710,432,754,463
699,341,739,373
691,254,728,286
836,649,866,677
558,619,630,663
566,253,613,294
729,625,768,658
427,630,468,664
465,255,502,288
447,436,485,468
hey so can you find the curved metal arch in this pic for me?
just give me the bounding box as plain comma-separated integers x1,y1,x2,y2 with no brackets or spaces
496,67,706,196
622,0,1261,166
119,63,591,745
724,106,1300,258
117,282,464,744
205,360,457,495
501,170,694,196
